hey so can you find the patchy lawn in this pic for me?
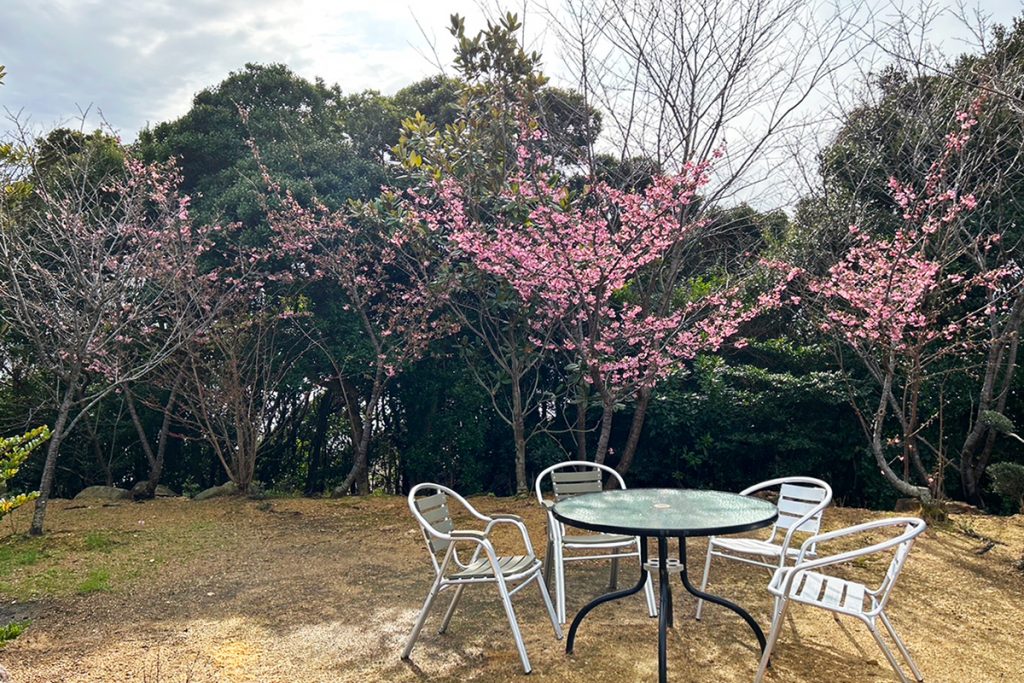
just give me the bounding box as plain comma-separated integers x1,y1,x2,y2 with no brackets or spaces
0,495,1021,682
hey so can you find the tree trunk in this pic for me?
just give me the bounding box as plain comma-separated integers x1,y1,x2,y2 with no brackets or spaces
335,427,371,496
87,421,113,487
871,362,931,503
574,383,589,461
593,400,615,465
333,376,377,496
616,387,651,476
125,378,180,499
30,390,75,536
511,376,528,494
959,292,1024,503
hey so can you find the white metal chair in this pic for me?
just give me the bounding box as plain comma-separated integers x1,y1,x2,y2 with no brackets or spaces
403,483,562,674
754,517,927,683
696,476,832,620
535,461,657,624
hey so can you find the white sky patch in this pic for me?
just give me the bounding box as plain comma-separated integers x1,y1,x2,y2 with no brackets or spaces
0,0,491,138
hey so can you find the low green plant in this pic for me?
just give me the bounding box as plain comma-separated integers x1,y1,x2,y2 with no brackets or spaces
0,621,27,646
77,568,111,594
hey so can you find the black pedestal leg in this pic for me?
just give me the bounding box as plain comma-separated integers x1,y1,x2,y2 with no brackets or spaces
566,537,651,654
677,538,767,653
658,536,670,683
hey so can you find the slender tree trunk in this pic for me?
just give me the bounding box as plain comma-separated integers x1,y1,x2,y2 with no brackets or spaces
30,390,76,536
575,384,589,461
616,387,651,476
86,421,113,487
960,293,1024,503
593,400,614,465
511,375,528,494
125,377,180,499
871,360,931,502
334,375,379,496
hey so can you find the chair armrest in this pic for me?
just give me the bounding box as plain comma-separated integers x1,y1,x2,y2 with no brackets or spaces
774,520,925,596
483,515,536,556
794,517,922,563
450,530,487,541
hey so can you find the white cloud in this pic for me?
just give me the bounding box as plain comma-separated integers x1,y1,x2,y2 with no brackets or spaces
0,0,492,138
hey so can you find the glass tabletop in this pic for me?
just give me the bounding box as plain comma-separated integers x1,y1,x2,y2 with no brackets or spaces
551,488,778,537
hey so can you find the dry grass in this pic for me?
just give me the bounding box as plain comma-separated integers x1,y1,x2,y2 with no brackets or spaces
0,495,1021,682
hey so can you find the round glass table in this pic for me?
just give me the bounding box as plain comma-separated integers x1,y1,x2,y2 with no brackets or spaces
552,488,778,683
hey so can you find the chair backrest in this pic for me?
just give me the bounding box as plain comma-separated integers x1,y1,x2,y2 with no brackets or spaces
535,460,626,506
408,483,484,572
776,482,830,535
410,484,456,555
742,476,832,539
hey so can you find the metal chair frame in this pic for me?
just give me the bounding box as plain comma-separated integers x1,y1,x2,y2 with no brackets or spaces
695,476,833,621
754,517,927,683
535,460,657,624
403,482,562,674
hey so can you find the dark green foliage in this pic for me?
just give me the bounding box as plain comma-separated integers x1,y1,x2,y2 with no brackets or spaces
987,462,1024,513
136,63,390,228
631,341,872,504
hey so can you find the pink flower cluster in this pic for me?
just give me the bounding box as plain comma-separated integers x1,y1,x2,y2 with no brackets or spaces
811,98,1018,356
410,127,786,395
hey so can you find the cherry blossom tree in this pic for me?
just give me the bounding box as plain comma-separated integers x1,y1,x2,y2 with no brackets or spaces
807,100,1024,503
0,126,217,534
263,175,457,495
421,124,793,466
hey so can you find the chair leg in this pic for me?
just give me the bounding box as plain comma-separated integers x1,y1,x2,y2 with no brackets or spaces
438,584,466,634
754,597,790,683
535,572,563,639
496,577,532,674
543,537,554,587
402,578,443,660
554,542,567,624
880,612,924,682
643,573,658,618
867,618,912,683
608,547,620,590
694,544,714,620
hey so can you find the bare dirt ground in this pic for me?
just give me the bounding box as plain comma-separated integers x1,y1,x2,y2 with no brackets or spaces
0,495,1022,683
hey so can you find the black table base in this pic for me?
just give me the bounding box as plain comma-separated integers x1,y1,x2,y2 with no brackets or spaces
565,536,766,683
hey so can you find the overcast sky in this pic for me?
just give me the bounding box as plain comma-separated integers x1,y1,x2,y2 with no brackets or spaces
1,1,1021,164
0,0,510,138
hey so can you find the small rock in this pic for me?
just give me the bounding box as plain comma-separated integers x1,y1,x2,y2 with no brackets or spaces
130,482,181,500
73,485,131,501
192,481,239,501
